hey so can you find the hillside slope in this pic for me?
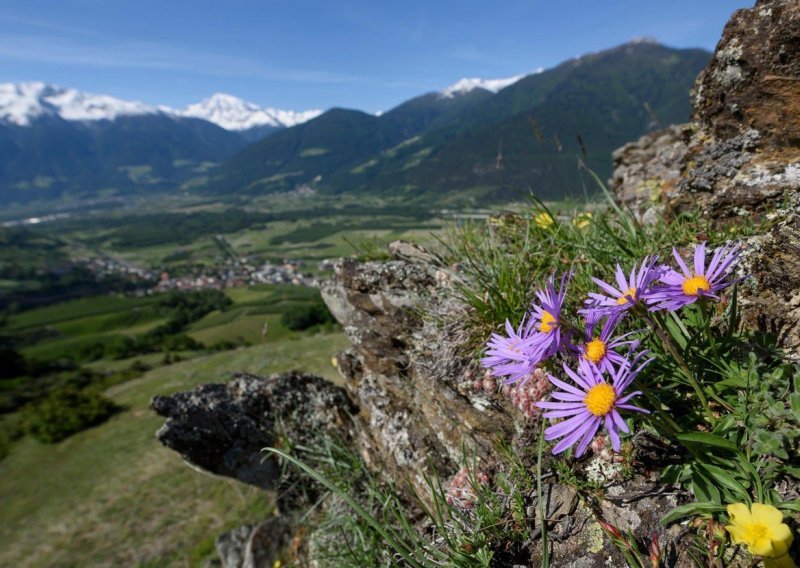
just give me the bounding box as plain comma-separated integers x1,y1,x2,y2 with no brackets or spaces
208,42,709,201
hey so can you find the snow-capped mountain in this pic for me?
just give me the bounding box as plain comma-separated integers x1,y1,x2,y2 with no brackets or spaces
0,82,157,126
439,74,526,98
178,93,322,131
0,82,321,132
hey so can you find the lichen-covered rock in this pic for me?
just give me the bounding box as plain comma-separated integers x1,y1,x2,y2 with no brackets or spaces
692,0,800,145
610,125,690,222
151,371,354,489
738,202,800,356
611,0,800,357
321,254,523,499
215,519,291,568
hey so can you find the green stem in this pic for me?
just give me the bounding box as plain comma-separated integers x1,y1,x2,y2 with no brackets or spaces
536,420,550,568
646,313,714,423
699,299,717,350
634,380,682,436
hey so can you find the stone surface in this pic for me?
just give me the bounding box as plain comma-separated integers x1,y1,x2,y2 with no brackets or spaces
151,371,354,490
610,124,690,222
611,0,800,357
692,0,800,145
215,519,290,568
321,254,523,500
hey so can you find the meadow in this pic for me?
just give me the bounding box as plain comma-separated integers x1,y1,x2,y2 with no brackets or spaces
0,333,348,567
0,193,444,566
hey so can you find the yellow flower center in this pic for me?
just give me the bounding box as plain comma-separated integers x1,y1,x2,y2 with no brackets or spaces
539,311,556,333
749,523,769,541
584,339,607,364
617,287,637,305
682,275,711,296
584,383,617,417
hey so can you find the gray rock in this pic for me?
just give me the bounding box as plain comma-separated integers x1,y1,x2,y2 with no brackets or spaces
215,525,251,568
611,0,800,358
215,519,290,568
151,371,354,489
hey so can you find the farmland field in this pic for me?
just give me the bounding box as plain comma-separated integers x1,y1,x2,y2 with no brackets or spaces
0,192,458,566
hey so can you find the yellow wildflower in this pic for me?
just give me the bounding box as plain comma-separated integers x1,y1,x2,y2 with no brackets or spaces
726,503,796,567
534,212,554,229
573,212,592,229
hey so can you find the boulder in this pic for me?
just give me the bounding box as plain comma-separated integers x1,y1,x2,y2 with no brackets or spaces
151,371,354,490
611,0,800,357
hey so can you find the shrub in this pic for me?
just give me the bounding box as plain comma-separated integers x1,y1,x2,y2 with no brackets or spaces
24,386,120,443
281,299,336,331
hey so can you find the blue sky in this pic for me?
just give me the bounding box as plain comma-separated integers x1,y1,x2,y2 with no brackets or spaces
1,0,750,113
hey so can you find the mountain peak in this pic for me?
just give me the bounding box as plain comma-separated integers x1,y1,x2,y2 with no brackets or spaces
627,36,660,46
0,82,156,126
439,74,528,99
0,83,322,132
178,93,322,130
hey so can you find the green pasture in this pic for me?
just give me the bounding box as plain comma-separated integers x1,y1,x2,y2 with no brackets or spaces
8,295,157,331
0,332,348,567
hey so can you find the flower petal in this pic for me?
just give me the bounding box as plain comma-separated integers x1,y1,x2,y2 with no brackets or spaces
750,503,784,528
575,417,602,457
694,242,706,275
605,415,621,452
726,503,752,525
552,418,594,454
673,247,691,277
544,411,592,440
548,374,586,397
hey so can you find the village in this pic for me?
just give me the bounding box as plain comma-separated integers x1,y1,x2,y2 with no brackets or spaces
79,252,323,296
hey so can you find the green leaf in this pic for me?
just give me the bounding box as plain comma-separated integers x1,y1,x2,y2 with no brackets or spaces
691,468,722,504
776,500,800,513
663,316,688,350
790,393,800,415
660,502,725,526
676,431,739,453
711,414,737,435
715,376,748,389
696,464,751,503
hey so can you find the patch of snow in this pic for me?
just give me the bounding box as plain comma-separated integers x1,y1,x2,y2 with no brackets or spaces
177,93,322,130
0,82,155,126
0,83,322,131
629,36,659,45
439,74,526,98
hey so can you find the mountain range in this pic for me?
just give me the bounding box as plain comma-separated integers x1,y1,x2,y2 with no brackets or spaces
0,41,710,206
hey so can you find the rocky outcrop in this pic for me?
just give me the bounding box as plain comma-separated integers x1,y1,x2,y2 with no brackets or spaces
320,256,524,500
611,0,800,357
692,0,800,145
215,520,290,568
151,371,355,490
154,247,701,566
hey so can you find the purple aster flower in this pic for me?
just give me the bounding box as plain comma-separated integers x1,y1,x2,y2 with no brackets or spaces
482,315,544,385
582,256,662,318
574,311,639,374
646,242,742,311
527,272,572,359
535,355,651,456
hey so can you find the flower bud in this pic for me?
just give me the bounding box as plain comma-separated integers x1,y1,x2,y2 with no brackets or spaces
649,531,661,567
598,519,624,542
